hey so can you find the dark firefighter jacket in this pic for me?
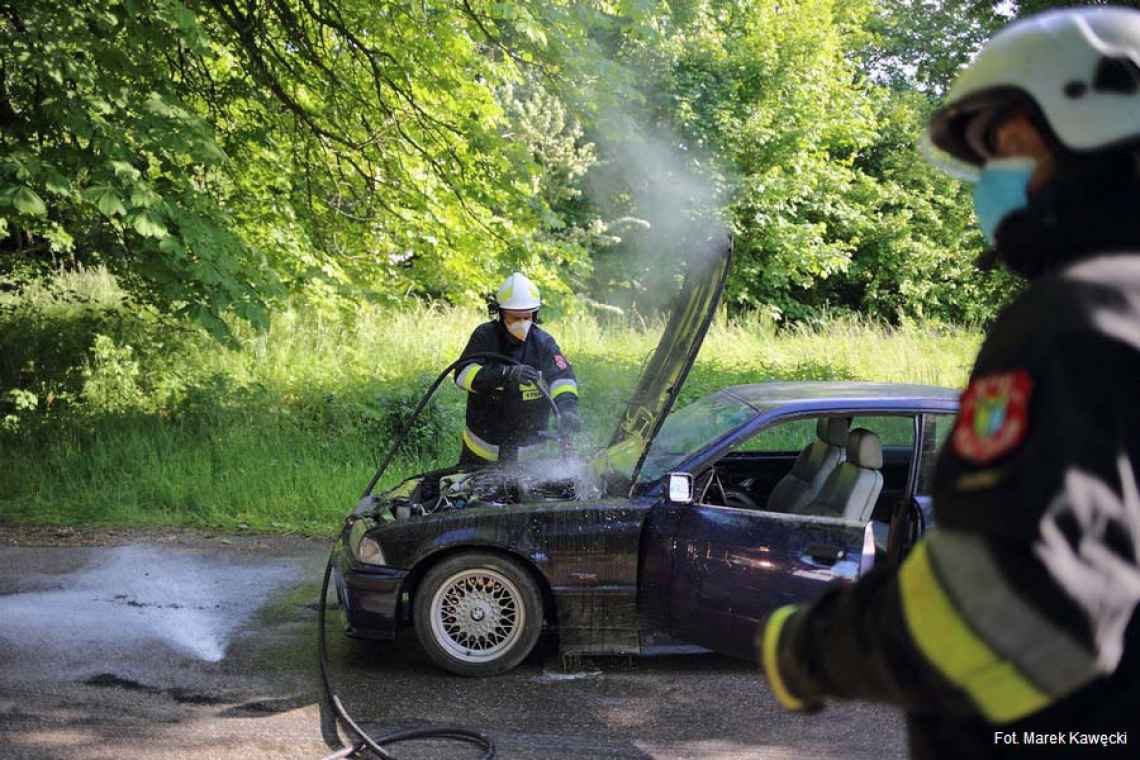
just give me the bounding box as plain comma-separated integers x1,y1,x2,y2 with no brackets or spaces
761,252,1140,759
453,319,579,465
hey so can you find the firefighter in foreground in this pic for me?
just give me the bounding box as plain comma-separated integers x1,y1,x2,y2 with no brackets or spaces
453,272,581,466
760,7,1140,758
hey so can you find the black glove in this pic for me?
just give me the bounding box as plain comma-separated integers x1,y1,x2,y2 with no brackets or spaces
759,605,826,714
504,364,541,386
557,408,582,436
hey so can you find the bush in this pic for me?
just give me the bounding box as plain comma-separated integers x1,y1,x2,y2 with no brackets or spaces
81,335,144,413
366,380,456,460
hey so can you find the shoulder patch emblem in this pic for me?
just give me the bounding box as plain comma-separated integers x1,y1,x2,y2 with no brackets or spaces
952,369,1033,465
554,354,568,370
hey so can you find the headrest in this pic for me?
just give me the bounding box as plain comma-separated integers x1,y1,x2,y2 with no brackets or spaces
816,417,851,447
847,428,883,469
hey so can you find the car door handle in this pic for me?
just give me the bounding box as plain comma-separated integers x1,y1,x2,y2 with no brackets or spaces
806,543,844,565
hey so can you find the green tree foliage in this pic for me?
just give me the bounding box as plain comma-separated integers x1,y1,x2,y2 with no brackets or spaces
0,0,601,335
858,0,1006,94
1015,0,1140,18
0,0,278,337
843,88,1020,323
3,0,1029,333
199,0,546,306
566,0,1016,323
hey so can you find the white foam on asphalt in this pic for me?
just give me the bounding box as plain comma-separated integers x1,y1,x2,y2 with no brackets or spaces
0,544,297,662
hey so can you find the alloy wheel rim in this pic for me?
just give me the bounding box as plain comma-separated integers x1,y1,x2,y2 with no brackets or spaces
430,568,525,663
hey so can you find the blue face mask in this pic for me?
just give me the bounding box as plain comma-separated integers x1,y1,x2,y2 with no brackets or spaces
972,157,1037,244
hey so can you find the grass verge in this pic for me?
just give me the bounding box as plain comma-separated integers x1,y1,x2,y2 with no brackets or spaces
1,268,981,534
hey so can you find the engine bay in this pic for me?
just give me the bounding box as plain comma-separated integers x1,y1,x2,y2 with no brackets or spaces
381,456,605,519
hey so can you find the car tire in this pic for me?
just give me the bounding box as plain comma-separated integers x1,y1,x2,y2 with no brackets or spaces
414,551,543,677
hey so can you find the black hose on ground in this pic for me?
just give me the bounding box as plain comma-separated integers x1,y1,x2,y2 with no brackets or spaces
320,352,564,759
317,544,495,760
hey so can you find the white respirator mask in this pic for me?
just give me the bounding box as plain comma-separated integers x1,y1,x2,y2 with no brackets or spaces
507,318,533,342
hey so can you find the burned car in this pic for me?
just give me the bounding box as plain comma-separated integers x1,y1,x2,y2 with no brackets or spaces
333,241,959,676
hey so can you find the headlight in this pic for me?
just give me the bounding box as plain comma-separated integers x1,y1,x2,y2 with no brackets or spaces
348,518,387,565
357,536,386,565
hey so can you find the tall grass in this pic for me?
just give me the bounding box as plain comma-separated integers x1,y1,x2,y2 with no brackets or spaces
0,267,981,534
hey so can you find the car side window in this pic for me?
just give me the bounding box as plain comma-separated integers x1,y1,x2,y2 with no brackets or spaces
917,413,956,495
703,413,919,516
695,416,825,512
850,415,915,448
733,414,915,458
782,414,915,521
731,417,817,453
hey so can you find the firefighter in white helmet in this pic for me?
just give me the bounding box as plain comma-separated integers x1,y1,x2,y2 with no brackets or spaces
453,272,581,466
761,7,1140,759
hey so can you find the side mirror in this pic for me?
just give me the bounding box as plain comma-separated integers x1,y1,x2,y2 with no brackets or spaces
666,472,694,504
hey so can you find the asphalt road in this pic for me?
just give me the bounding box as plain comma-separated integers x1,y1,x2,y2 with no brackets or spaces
0,530,908,760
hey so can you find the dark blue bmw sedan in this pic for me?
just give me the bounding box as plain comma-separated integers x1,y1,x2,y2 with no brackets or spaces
335,241,960,676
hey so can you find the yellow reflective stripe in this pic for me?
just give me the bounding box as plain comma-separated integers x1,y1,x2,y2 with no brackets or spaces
519,382,542,401
462,427,499,461
761,605,806,711
900,541,1051,723
550,379,578,399
927,530,1097,696
455,363,481,392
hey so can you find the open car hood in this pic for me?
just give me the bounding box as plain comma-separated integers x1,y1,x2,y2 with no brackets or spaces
597,236,733,492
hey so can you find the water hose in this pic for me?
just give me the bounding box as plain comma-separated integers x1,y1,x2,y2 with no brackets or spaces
362,352,561,498
317,546,496,759
319,352,563,759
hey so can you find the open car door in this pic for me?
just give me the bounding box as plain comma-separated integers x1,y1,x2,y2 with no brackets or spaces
641,411,929,661
643,495,872,661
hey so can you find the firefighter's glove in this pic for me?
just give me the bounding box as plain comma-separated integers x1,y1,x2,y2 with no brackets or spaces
759,605,825,713
557,408,583,436
504,364,541,386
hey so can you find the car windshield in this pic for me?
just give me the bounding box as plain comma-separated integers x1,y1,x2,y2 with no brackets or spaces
638,392,755,482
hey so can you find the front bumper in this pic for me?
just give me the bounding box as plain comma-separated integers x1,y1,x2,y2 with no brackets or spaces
334,536,407,640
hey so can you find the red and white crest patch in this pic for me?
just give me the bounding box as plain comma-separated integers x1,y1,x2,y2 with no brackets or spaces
554,354,568,370
952,369,1033,464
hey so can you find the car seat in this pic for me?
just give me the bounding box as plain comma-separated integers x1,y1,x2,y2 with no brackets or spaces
767,417,850,514
795,428,884,523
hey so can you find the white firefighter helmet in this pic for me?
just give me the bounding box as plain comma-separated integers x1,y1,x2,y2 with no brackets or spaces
495,272,541,311
923,6,1140,181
